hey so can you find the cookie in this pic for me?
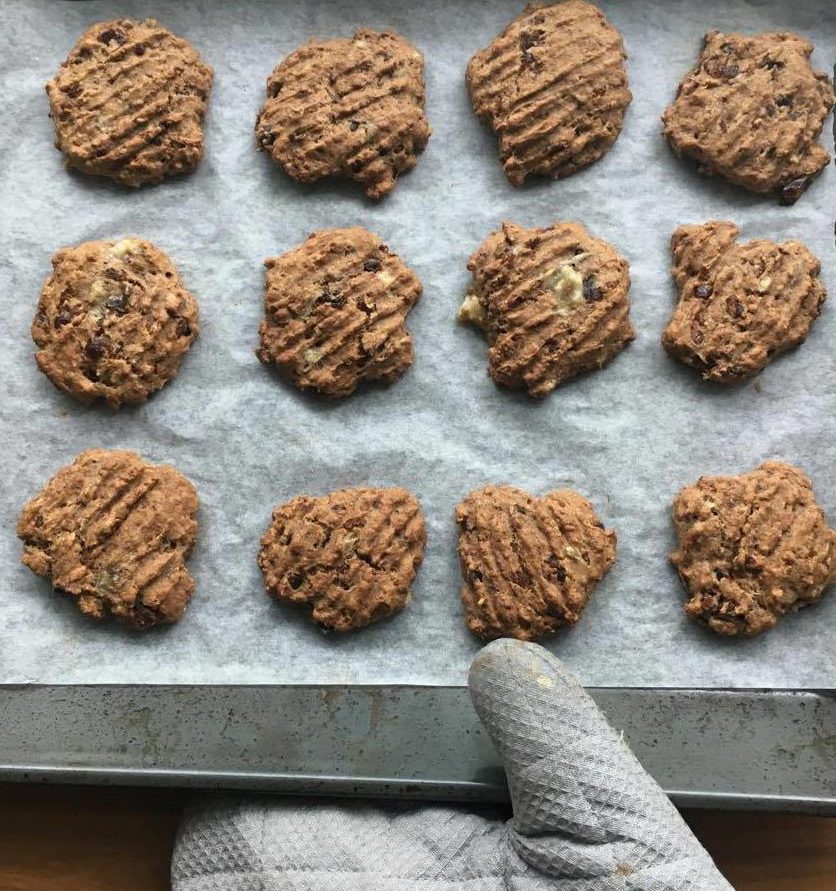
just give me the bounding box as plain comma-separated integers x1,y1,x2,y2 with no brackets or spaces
17,449,199,629
662,222,825,383
466,1,631,185
670,462,836,636
46,18,213,186
459,221,634,396
256,29,430,199
256,227,422,398
456,485,616,641
662,31,834,203
258,487,426,632
32,238,199,408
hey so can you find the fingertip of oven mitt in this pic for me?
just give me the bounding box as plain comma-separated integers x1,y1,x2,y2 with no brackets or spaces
469,638,733,889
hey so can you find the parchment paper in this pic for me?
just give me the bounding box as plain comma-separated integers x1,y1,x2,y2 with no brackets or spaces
1,0,834,688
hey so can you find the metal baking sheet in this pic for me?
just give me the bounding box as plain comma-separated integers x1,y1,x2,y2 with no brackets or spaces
1,0,835,689
0,0,835,809
1,685,834,814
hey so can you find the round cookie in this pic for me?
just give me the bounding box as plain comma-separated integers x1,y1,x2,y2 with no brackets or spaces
17,449,199,629
662,221,826,382
670,462,836,636
466,1,631,185
46,18,213,186
258,487,426,632
662,31,834,203
256,29,430,199
459,221,634,396
32,238,199,408
455,485,616,641
256,227,422,398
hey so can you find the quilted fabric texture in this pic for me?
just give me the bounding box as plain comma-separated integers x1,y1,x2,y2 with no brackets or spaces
172,640,732,890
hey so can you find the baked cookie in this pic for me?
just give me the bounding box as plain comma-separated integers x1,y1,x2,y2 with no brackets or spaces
466,1,631,185
662,222,825,382
459,221,634,396
17,449,199,629
32,238,199,408
258,487,426,632
46,18,213,187
256,29,430,199
670,462,836,636
256,227,421,398
456,485,616,641
662,31,834,203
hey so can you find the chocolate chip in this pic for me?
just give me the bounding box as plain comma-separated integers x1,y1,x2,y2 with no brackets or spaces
349,120,360,132
469,569,483,584
363,258,381,272
764,58,784,70
98,28,126,45
521,50,541,70
105,293,128,313
176,319,192,337
103,268,123,281
546,554,566,582
63,83,82,99
694,284,713,299
780,176,809,205
520,30,543,51
583,276,602,302
85,336,108,360
134,45,146,56
54,311,72,329
727,297,745,318
775,94,793,108
287,572,305,590
257,129,276,149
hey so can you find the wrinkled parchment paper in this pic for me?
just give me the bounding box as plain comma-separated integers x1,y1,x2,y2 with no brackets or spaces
1,0,834,687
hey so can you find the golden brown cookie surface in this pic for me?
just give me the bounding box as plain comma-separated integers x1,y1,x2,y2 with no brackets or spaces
456,485,616,641
46,18,213,186
662,31,834,203
256,227,422,398
671,462,836,636
17,449,199,629
459,221,634,396
256,29,430,199
32,238,199,408
466,1,631,185
662,222,825,383
258,487,426,632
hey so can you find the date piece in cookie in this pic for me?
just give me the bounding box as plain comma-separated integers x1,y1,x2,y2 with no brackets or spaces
456,485,616,641
671,462,836,636
466,1,631,185
257,227,422,398
459,221,634,396
46,19,213,186
258,487,426,632
17,449,199,629
256,29,430,199
662,31,834,204
662,222,825,383
32,238,199,408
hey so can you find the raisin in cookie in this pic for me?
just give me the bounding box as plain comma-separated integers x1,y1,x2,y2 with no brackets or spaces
671,462,836,636
32,238,199,407
46,18,213,186
257,227,421,398
459,221,634,396
466,1,631,185
456,485,616,641
256,29,430,199
258,487,426,632
17,449,199,629
662,222,825,382
662,31,834,203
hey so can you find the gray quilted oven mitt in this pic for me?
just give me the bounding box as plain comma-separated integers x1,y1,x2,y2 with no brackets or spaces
173,639,732,890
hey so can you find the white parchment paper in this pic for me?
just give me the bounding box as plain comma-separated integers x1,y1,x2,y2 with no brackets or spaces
1,0,834,687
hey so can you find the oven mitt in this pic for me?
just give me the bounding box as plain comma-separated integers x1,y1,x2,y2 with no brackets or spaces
173,638,732,890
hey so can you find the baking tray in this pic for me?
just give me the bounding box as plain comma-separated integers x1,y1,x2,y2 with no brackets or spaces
1,0,835,811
